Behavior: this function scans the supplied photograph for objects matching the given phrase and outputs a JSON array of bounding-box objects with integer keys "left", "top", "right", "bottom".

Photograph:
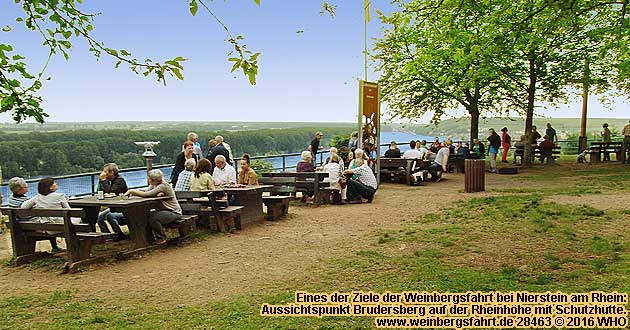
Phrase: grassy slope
[{"left": 389, "top": 118, "right": 630, "bottom": 139}]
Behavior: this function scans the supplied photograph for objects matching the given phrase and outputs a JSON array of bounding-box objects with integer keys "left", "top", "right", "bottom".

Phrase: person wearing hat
[
  {"left": 622, "top": 120, "right": 630, "bottom": 163},
  {"left": 500, "top": 127, "right": 511, "bottom": 163},
  {"left": 601, "top": 123, "right": 612, "bottom": 161},
  {"left": 384, "top": 141, "right": 401, "bottom": 158}
]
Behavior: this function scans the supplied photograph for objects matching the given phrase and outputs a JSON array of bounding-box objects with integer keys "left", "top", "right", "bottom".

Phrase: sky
[{"left": 1, "top": 0, "right": 628, "bottom": 124}]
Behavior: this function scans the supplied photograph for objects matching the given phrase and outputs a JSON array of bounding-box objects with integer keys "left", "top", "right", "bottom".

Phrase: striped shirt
[{"left": 7, "top": 194, "right": 34, "bottom": 220}]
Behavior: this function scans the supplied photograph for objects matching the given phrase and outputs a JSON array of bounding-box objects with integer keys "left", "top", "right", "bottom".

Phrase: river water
[{"left": 1, "top": 131, "right": 436, "bottom": 200}]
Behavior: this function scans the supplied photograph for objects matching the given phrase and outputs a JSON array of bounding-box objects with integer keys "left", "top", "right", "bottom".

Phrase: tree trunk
[
  {"left": 523, "top": 57, "right": 537, "bottom": 167},
  {"left": 468, "top": 104, "right": 480, "bottom": 142}
]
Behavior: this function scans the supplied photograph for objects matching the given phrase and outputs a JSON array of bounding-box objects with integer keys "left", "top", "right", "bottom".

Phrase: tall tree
[
  {"left": 491, "top": 0, "right": 630, "bottom": 165},
  {"left": 375, "top": 0, "right": 512, "bottom": 141}
]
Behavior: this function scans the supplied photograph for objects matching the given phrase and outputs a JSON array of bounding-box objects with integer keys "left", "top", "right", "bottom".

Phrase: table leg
[
  {"left": 82, "top": 206, "right": 99, "bottom": 232},
  {"left": 314, "top": 176, "right": 322, "bottom": 205},
  {"left": 123, "top": 205, "right": 151, "bottom": 248}
]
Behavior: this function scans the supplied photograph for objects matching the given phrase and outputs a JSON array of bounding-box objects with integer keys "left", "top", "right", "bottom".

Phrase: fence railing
[{"left": 0, "top": 149, "right": 330, "bottom": 201}]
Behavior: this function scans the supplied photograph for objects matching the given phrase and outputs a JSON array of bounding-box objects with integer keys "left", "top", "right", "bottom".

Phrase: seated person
[
  {"left": 96, "top": 163, "right": 129, "bottom": 241},
  {"left": 190, "top": 158, "right": 215, "bottom": 191},
  {"left": 539, "top": 135, "right": 555, "bottom": 164},
  {"left": 323, "top": 147, "right": 341, "bottom": 165},
  {"left": 384, "top": 141, "right": 401, "bottom": 158},
  {"left": 212, "top": 155, "right": 237, "bottom": 186},
  {"left": 430, "top": 137, "right": 441, "bottom": 153},
  {"left": 470, "top": 139, "right": 486, "bottom": 159},
  {"left": 174, "top": 158, "right": 196, "bottom": 191},
  {"left": 297, "top": 151, "right": 315, "bottom": 172},
  {"left": 8, "top": 177, "right": 63, "bottom": 253},
  {"left": 125, "top": 169, "right": 182, "bottom": 245},
  {"left": 428, "top": 141, "right": 450, "bottom": 182},
  {"left": 238, "top": 157, "right": 259, "bottom": 185},
  {"left": 297, "top": 151, "right": 316, "bottom": 202},
  {"left": 21, "top": 177, "right": 73, "bottom": 222},
  {"left": 343, "top": 151, "right": 377, "bottom": 203},
  {"left": 577, "top": 149, "right": 588, "bottom": 163},
  {"left": 322, "top": 154, "right": 346, "bottom": 200},
  {"left": 402, "top": 141, "right": 422, "bottom": 159}
]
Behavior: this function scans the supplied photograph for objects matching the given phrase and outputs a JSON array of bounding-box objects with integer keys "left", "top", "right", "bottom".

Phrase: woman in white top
[
  {"left": 322, "top": 154, "right": 347, "bottom": 200},
  {"left": 21, "top": 177, "right": 71, "bottom": 223}
]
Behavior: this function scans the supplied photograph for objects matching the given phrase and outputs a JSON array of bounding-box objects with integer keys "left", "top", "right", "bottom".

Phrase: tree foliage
[
  {"left": 376, "top": 0, "right": 630, "bottom": 163},
  {"left": 0, "top": 127, "right": 351, "bottom": 178},
  {"left": 1, "top": 0, "right": 261, "bottom": 123}
]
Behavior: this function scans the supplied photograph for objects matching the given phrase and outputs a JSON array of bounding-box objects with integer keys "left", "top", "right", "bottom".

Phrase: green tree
[
  {"left": 1, "top": 0, "right": 261, "bottom": 123},
  {"left": 489, "top": 0, "right": 629, "bottom": 165},
  {"left": 375, "top": 0, "right": 510, "bottom": 141}
]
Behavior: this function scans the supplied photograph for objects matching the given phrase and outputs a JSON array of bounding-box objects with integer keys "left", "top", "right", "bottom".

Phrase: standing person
[
  {"left": 601, "top": 123, "right": 612, "bottom": 161},
  {"left": 622, "top": 120, "right": 630, "bottom": 164},
  {"left": 171, "top": 141, "right": 200, "bottom": 186},
  {"left": 215, "top": 135, "right": 233, "bottom": 164},
  {"left": 125, "top": 169, "right": 182, "bottom": 245},
  {"left": 348, "top": 131, "right": 359, "bottom": 152},
  {"left": 384, "top": 141, "right": 401, "bottom": 158},
  {"left": 343, "top": 150, "right": 377, "bottom": 203},
  {"left": 545, "top": 123, "right": 557, "bottom": 143},
  {"left": 190, "top": 158, "right": 215, "bottom": 191},
  {"left": 8, "top": 177, "right": 63, "bottom": 252},
  {"left": 186, "top": 132, "right": 203, "bottom": 157},
  {"left": 308, "top": 132, "right": 324, "bottom": 165},
  {"left": 487, "top": 128, "right": 501, "bottom": 173},
  {"left": 174, "top": 158, "right": 196, "bottom": 191},
  {"left": 96, "top": 163, "right": 129, "bottom": 240},
  {"left": 530, "top": 125, "right": 542, "bottom": 144},
  {"left": 500, "top": 127, "right": 511, "bottom": 163},
  {"left": 207, "top": 138, "right": 231, "bottom": 168}
]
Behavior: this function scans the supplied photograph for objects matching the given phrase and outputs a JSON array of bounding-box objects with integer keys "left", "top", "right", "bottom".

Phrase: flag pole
[{"left": 364, "top": 0, "right": 368, "bottom": 81}]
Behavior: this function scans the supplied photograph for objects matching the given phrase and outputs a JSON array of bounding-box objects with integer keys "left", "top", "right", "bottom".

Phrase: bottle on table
[{"left": 97, "top": 181, "right": 104, "bottom": 200}]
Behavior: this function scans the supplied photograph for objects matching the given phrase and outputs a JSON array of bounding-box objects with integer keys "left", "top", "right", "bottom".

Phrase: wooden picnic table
[
  {"left": 589, "top": 142, "right": 623, "bottom": 162},
  {"left": 261, "top": 172, "right": 329, "bottom": 204},
  {"left": 68, "top": 195, "right": 171, "bottom": 248},
  {"left": 218, "top": 185, "right": 273, "bottom": 228}
]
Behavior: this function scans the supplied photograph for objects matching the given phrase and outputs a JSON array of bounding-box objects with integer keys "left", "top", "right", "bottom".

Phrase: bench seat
[{"left": 262, "top": 195, "right": 292, "bottom": 220}]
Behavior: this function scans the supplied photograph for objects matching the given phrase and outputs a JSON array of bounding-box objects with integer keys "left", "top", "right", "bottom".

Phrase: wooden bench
[
  {"left": 514, "top": 145, "right": 561, "bottom": 164},
  {"left": 261, "top": 172, "right": 329, "bottom": 205},
  {"left": 589, "top": 142, "right": 622, "bottom": 162},
  {"left": 259, "top": 177, "right": 295, "bottom": 220},
  {"left": 175, "top": 191, "right": 241, "bottom": 232},
  {"left": 0, "top": 207, "right": 113, "bottom": 272},
  {"left": 379, "top": 158, "right": 413, "bottom": 185}
]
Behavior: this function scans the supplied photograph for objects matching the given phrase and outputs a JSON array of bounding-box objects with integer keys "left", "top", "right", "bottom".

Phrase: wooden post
[{"left": 579, "top": 58, "right": 589, "bottom": 152}]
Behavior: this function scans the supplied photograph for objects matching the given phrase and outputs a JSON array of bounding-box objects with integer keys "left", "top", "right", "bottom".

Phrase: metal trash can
[{"left": 464, "top": 159, "right": 485, "bottom": 193}]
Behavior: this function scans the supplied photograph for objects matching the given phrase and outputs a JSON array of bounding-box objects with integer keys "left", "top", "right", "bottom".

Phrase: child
[{"left": 577, "top": 149, "right": 588, "bottom": 163}]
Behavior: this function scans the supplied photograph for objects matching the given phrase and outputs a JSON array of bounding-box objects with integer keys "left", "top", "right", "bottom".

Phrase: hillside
[{"left": 390, "top": 117, "right": 630, "bottom": 139}]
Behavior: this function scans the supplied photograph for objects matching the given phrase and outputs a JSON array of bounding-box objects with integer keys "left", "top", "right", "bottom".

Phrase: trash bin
[{"left": 464, "top": 159, "right": 485, "bottom": 193}]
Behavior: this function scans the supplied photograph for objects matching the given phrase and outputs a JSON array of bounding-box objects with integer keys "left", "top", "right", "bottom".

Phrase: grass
[{"left": 1, "top": 165, "right": 629, "bottom": 329}]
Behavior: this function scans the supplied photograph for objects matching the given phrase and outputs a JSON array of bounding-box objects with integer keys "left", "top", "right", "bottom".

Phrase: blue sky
[{"left": 1, "top": 0, "right": 628, "bottom": 123}]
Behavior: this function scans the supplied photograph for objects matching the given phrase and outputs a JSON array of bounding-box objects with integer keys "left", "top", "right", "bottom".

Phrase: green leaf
[
  {"left": 171, "top": 67, "right": 184, "bottom": 80},
  {"left": 2, "top": 26, "right": 12, "bottom": 32},
  {"left": 189, "top": 0, "right": 198, "bottom": 16},
  {"left": 253, "top": 0, "right": 260, "bottom": 5},
  {"left": 248, "top": 71, "right": 256, "bottom": 85}
]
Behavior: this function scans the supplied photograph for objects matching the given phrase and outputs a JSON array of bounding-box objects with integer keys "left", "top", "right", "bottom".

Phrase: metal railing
[{"left": 0, "top": 150, "right": 330, "bottom": 201}]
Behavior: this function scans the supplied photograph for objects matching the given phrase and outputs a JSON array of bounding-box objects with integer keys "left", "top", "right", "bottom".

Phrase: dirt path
[{"left": 0, "top": 165, "right": 622, "bottom": 308}]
